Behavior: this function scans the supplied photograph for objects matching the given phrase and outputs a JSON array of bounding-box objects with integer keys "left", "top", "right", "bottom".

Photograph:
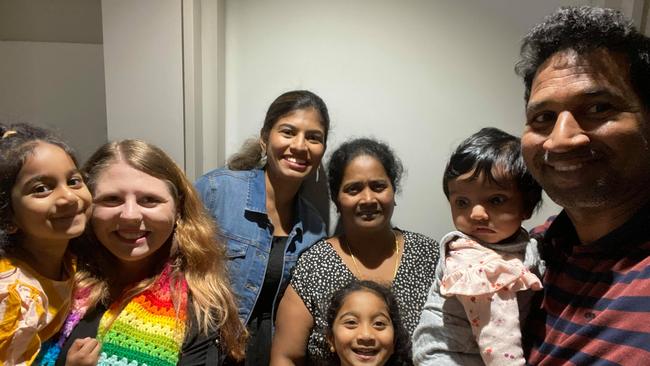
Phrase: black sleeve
[
  {"left": 55, "top": 306, "right": 104, "bottom": 366},
  {"left": 179, "top": 304, "right": 225, "bottom": 366}
]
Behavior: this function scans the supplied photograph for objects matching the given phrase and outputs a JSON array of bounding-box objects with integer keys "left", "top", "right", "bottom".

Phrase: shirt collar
[{"left": 545, "top": 201, "right": 650, "bottom": 258}]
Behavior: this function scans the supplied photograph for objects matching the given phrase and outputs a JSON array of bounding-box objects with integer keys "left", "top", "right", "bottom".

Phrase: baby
[{"left": 413, "top": 127, "right": 545, "bottom": 366}]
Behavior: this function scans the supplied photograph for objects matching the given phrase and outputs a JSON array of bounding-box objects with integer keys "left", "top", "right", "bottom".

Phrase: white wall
[
  {"left": 5, "top": 0, "right": 646, "bottom": 239},
  {"left": 101, "top": 0, "right": 185, "bottom": 167},
  {"left": 0, "top": 41, "right": 107, "bottom": 163},
  {"left": 0, "top": 0, "right": 106, "bottom": 163},
  {"left": 222, "top": 0, "right": 574, "bottom": 239}
]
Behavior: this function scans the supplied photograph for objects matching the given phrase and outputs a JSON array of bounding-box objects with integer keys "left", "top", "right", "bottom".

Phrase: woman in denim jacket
[{"left": 195, "top": 90, "right": 330, "bottom": 365}]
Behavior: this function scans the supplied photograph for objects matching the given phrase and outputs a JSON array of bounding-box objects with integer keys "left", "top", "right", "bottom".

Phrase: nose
[
  {"left": 359, "top": 187, "right": 375, "bottom": 204},
  {"left": 470, "top": 204, "right": 489, "bottom": 222},
  {"left": 356, "top": 324, "right": 376, "bottom": 346},
  {"left": 289, "top": 134, "right": 307, "bottom": 152},
  {"left": 542, "top": 111, "right": 590, "bottom": 153},
  {"left": 54, "top": 185, "right": 77, "bottom": 207},
  {"left": 119, "top": 198, "right": 143, "bottom": 222}
]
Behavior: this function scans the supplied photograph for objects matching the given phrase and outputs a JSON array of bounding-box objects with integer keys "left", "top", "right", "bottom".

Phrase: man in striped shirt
[{"left": 515, "top": 6, "right": 650, "bottom": 365}]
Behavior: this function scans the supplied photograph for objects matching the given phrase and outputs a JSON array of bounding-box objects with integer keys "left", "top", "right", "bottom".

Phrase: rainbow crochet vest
[
  {"left": 37, "top": 263, "right": 188, "bottom": 366},
  {"left": 97, "top": 265, "right": 188, "bottom": 366}
]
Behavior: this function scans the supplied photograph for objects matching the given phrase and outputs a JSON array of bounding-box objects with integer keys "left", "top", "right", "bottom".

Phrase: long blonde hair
[{"left": 73, "top": 139, "right": 246, "bottom": 359}]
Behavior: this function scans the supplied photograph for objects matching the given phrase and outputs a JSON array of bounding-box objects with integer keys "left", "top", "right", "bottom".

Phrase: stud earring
[{"left": 3, "top": 224, "right": 17, "bottom": 235}]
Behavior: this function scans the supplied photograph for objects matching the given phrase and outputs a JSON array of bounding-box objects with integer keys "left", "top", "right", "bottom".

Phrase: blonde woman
[{"left": 40, "top": 140, "right": 246, "bottom": 366}]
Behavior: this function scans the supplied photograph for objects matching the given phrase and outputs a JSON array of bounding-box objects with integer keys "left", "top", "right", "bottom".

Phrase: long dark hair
[{"left": 227, "top": 90, "right": 330, "bottom": 170}]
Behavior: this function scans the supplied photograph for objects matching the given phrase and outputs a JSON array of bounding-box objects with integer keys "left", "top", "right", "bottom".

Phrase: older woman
[
  {"left": 43, "top": 140, "right": 246, "bottom": 366},
  {"left": 195, "top": 90, "right": 330, "bottom": 365},
  {"left": 271, "top": 138, "right": 439, "bottom": 365}
]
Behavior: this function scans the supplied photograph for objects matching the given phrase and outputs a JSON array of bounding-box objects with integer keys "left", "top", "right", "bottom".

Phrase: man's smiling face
[{"left": 522, "top": 49, "right": 650, "bottom": 210}]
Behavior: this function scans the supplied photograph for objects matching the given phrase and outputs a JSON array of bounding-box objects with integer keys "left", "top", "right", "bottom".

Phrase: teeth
[
  {"left": 286, "top": 157, "right": 306, "bottom": 164},
  {"left": 552, "top": 163, "right": 583, "bottom": 172},
  {"left": 118, "top": 231, "right": 146, "bottom": 239},
  {"left": 354, "top": 349, "right": 377, "bottom": 355}
]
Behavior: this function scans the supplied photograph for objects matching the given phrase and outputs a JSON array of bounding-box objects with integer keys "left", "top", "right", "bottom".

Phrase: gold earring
[{"left": 4, "top": 224, "right": 17, "bottom": 234}]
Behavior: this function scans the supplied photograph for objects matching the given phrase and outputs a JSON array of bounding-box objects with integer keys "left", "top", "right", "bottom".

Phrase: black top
[
  {"left": 241, "top": 236, "right": 288, "bottom": 366},
  {"left": 56, "top": 303, "right": 223, "bottom": 366}
]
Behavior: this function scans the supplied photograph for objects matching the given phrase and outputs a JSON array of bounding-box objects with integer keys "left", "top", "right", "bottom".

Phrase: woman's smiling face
[
  {"left": 263, "top": 107, "right": 326, "bottom": 183},
  {"left": 91, "top": 160, "right": 177, "bottom": 266},
  {"left": 337, "top": 155, "right": 395, "bottom": 234}
]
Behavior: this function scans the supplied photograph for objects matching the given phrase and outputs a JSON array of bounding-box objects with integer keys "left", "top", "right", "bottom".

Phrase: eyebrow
[
  {"left": 338, "top": 311, "right": 358, "bottom": 318},
  {"left": 276, "top": 123, "right": 296, "bottom": 129},
  {"left": 22, "top": 169, "right": 81, "bottom": 187},
  {"left": 526, "top": 88, "right": 627, "bottom": 114},
  {"left": 276, "top": 123, "right": 324, "bottom": 134},
  {"left": 338, "top": 310, "right": 392, "bottom": 320}
]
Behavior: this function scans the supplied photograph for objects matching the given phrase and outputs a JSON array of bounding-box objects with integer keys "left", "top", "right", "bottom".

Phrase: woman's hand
[
  {"left": 65, "top": 337, "right": 101, "bottom": 366},
  {"left": 270, "top": 285, "right": 314, "bottom": 366}
]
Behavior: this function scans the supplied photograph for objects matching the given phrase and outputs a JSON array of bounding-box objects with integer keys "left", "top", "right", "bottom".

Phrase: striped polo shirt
[{"left": 527, "top": 204, "right": 650, "bottom": 365}]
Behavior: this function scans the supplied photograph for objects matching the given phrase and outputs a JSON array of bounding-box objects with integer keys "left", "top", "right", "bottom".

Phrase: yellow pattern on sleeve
[{"left": 0, "top": 257, "right": 73, "bottom": 365}]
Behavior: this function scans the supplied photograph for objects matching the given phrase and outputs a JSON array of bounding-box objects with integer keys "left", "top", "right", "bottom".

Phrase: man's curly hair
[{"left": 515, "top": 6, "right": 650, "bottom": 107}]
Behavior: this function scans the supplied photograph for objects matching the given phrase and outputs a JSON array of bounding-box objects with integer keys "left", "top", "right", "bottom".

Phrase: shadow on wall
[{"left": 300, "top": 164, "right": 331, "bottom": 234}]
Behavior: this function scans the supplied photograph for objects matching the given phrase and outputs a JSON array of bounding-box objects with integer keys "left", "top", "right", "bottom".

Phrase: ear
[
  {"left": 6, "top": 215, "right": 20, "bottom": 234},
  {"left": 4, "top": 223, "right": 18, "bottom": 235},
  {"left": 327, "top": 335, "right": 336, "bottom": 353},
  {"left": 522, "top": 201, "right": 535, "bottom": 221},
  {"left": 259, "top": 138, "right": 266, "bottom": 152}
]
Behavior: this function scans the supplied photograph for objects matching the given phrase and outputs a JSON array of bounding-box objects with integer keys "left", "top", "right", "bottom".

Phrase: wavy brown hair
[{"left": 73, "top": 139, "right": 246, "bottom": 359}]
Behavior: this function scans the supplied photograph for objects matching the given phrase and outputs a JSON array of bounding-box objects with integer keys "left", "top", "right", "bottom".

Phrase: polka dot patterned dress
[{"left": 290, "top": 229, "right": 439, "bottom": 364}]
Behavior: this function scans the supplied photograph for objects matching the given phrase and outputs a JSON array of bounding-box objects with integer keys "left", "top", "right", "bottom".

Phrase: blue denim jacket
[{"left": 195, "top": 168, "right": 326, "bottom": 324}]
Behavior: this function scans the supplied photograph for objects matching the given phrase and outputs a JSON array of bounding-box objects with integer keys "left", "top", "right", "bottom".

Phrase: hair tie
[{"left": 1, "top": 130, "right": 17, "bottom": 139}]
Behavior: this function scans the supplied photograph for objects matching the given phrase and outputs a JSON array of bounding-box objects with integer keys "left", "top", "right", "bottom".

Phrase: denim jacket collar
[
  {"left": 245, "top": 169, "right": 267, "bottom": 215},
  {"left": 244, "top": 169, "right": 305, "bottom": 238}
]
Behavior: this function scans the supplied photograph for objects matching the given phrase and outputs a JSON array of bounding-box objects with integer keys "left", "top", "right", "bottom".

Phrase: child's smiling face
[
  {"left": 10, "top": 142, "right": 91, "bottom": 246},
  {"left": 329, "top": 290, "right": 395, "bottom": 366},
  {"left": 447, "top": 169, "right": 529, "bottom": 244}
]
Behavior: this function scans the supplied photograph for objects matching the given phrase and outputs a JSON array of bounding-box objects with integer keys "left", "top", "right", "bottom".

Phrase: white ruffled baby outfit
[{"left": 412, "top": 229, "right": 545, "bottom": 366}]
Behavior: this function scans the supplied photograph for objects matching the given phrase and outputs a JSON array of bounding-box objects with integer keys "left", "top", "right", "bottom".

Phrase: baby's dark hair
[
  {"left": 0, "top": 123, "right": 78, "bottom": 252},
  {"left": 443, "top": 127, "right": 542, "bottom": 215},
  {"left": 325, "top": 280, "right": 412, "bottom": 366}
]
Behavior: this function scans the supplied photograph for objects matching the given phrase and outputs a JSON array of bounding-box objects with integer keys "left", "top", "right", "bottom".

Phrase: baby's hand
[{"left": 65, "top": 337, "right": 101, "bottom": 366}]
